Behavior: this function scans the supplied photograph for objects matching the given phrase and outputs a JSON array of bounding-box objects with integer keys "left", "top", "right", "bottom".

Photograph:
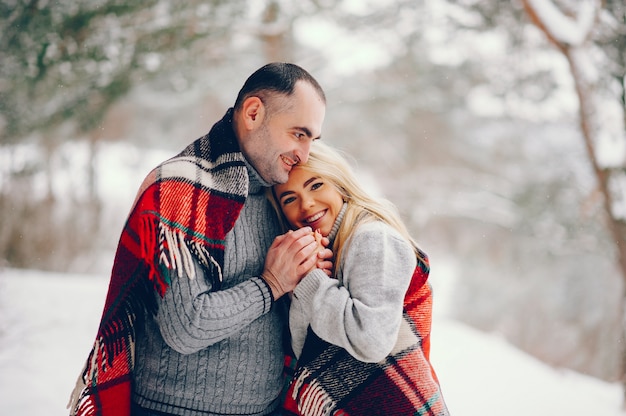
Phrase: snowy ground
[{"left": 0, "top": 267, "right": 624, "bottom": 416}]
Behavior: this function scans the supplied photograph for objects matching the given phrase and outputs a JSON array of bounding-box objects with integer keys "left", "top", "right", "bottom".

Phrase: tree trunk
[
  {"left": 522, "top": 0, "right": 626, "bottom": 402},
  {"left": 565, "top": 46, "right": 626, "bottom": 402}
]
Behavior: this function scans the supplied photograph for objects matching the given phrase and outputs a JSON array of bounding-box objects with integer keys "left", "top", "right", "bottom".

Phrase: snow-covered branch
[{"left": 524, "top": 0, "right": 600, "bottom": 47}]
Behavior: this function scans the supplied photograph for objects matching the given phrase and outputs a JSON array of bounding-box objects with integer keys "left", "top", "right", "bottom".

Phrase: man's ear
[{"left": 241, "top": 96, "right": 265, "bottom": 130}]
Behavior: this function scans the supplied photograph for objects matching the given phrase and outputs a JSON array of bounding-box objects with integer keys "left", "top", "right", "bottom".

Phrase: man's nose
[{"left": 295, "top": 141, "right": 311, "bottom": 165}]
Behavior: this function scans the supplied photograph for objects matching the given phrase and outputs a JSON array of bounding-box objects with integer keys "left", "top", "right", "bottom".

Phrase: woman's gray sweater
[{"left": 290, "top": 219, "right": 417, "bottom": 363}]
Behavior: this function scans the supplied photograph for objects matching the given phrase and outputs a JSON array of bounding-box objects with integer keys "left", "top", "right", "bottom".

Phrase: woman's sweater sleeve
[
  {"left": 290, "top": 221, "right": 417, "bottom": 363},
  {"left": 289, "top": 268, "right": 326, "bottom": 358},
  {"left": 155, "top": 256, "right": 273, "bottom": 355}
]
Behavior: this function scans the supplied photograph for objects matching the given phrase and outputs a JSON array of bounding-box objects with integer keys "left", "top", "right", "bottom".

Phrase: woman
[{"left": 269, "top": 141, "right": 450, "bottom": 416}]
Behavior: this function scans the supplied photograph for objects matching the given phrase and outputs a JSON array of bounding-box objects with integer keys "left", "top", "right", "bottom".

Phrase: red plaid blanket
[
  {"left": 282, "top": 253, "right": 450, "bottom": 416},
  {"left": 68, "top": 110, "right": 247, "bottom": 416}
]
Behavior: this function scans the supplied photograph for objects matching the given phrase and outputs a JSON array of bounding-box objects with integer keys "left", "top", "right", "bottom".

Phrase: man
[{"left": 68, "top": 62, "right": 329, "bottom": 416}]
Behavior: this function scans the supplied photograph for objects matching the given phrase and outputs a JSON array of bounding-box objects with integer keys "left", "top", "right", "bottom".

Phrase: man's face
[{"left": 242, "top": 81, "right": 326, "bottom": 185}]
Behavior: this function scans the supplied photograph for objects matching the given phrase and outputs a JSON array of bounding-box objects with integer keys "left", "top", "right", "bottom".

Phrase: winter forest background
[{"left": 2, "top": 0, "right": 626, "bottom": 410}]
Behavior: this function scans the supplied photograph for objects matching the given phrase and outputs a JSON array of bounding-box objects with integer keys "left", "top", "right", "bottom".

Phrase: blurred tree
[
  {"left": 521, "top": 0, "right": 626, "bottom": 400},
  {"left": 596, "top": 0, "right": 626, "bottom": 124},
  {"left": 0, "top": 0, "right": 245, "bottom": 141},
  {"left": 0, "top": 0, "right": 245, "bottom": 271}
]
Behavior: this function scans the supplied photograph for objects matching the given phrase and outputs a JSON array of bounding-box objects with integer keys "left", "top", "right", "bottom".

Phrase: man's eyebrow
[
  {"left": 295, "top": 127, "right": 321, "bottom": 140},
  {"left": 296, "top": 127, "right": 312, "bottom": 137}
]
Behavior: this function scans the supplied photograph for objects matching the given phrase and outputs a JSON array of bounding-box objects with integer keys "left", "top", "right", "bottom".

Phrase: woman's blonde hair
[{"left": 268, "top": 141, "right": 422, "bottom": 268}]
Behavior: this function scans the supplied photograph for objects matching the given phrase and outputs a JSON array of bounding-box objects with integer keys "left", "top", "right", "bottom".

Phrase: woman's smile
[
  {"left": 274, "top": 166, "right": 344, "bottom": 236},
  {"left": 303, "top": 210, "right": 326, "bottom": 226}
]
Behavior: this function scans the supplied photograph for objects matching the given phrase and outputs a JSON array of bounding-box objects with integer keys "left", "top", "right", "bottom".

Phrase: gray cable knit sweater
[
  {"left": 132, "top": 163, "right": 285, "bottom": 416},
  {"left": 290, "top": 213, "right": 417, "bottom": 364}
]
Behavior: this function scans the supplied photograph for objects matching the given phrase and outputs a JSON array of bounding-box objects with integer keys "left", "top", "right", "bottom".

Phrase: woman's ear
[{"left": 241, "top": 96, "right": 265, "bottom": 130}]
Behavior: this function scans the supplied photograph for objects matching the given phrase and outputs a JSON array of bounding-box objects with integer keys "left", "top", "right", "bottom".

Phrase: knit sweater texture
[
  {"left": 290, "top": 218, "right": 416, "bottom": 362},
  {"left": 132, "top": 161, "right": 284, "bottom": 415},
  {"left": 283, "top": 211, "right": 450, "bottom": 416},
  {"left": 69, "top": 109, "right": 286, "bottom": 416}
]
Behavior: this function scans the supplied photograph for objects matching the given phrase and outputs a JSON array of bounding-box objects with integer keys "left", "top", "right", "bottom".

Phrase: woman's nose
[{"left": 302, "top": 195, "right": 314, "bottom": 210}]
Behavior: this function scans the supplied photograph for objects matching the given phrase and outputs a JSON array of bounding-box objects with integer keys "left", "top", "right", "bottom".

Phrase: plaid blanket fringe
[
  {"left": 283, "top": 253, "right": 450, "bottom": 416},
  {"left": 68, "top": 110, "right": 247, "bottom": 416}
]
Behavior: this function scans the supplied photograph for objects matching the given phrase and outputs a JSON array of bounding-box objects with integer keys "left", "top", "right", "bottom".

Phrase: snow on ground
[{"left": 0, "top": 268, "right": 624, "bottom": 416}]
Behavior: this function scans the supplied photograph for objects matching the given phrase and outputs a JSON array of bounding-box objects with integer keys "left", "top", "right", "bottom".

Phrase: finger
[
  {"left": 291, "top": 226, "right": 313, "bottom": 238},
  {"left": 284, "top": 227, "right": 315, "bottom": 250},
  {"left": 297, "top": 252, "right": 319, "bottom": 276},
  {"left": 316, "top": 260, "right": 333, "bottom": 271},
  {"left": 299, "top": 239, "right": 319, "bottom": 261},
  {"left": 271, "top": 233, "right": 287, "bottom": 247},
  {"left": 291, "top": 233, "right": 316, "bottom": 256},
  {"left": 272, "top": 227, "right": 312, "bottom": 251},
  {"left": 297, "top": 238, "right": 323, "bottom": 266},
  {"left": 317, "top": 248, "right": 333, "bottom": 260}
]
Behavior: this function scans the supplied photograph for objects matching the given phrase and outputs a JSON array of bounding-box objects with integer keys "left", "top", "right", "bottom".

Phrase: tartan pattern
[
  {"left": 68, "top": 110, "right": 247, "bottom": 416},
  {"left": 283, "top": 253, "right": 450, "bottom": 416}
]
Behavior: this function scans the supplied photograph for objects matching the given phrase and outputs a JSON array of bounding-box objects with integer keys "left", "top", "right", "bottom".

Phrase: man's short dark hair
[{"left": 233, "top": 62, "right": 326, "bottom": 112}]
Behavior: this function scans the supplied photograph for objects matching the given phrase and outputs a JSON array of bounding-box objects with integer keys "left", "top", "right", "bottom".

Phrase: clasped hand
[{"left": 261, "top": 227, "right": 333, "bottom": 300}]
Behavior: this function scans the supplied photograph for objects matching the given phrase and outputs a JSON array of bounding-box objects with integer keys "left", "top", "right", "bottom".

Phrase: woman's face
[{"left": 273, "top": 166, "right": 344, "bottom": 236}]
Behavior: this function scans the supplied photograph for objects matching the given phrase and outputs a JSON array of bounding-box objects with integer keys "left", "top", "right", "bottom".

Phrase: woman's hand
[{"left": 315, "top": 232, "right": 334, "bottom": 277}]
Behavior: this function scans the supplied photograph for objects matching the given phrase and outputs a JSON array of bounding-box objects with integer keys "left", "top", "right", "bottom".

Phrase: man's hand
[{"left": 261, "top": 227, "right": 319, "bottom": 300}]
